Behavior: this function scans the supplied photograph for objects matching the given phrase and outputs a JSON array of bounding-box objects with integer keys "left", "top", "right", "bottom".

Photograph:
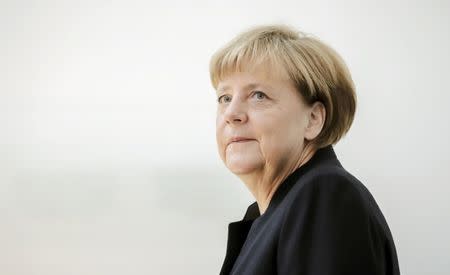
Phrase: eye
[
  {"left": 252, "top": 91, "right": 267, "bottom": 100},
  {"left": 218, "top": 94, "right": 232, "bottom": 104}
]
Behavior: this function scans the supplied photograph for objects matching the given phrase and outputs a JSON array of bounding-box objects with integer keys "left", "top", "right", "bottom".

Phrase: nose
[{"left": 223, "top": 98, "right": 248, "bottom": 125}]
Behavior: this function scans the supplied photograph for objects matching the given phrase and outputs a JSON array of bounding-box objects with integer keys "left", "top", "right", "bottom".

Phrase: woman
[{"left": 209, "top": 25, "right": 400, "bottom": 275}]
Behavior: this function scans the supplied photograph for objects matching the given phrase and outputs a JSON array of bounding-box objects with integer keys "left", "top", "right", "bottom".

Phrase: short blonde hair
[{"left": 209, "top": 25, "right": 357, "bottom": 150}]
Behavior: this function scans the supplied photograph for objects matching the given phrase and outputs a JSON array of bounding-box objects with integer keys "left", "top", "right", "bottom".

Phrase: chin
[
  {"left": 226, "top": 160, "right": 263, "bottom": 175},
  {"left": 222, "top": 146, "right": 264, "bottom": 175}
]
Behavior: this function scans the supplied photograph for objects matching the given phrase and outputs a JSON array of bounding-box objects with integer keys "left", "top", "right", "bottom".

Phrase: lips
[{"left": 228, "top": 137, "right": 255, "bottom": 146}]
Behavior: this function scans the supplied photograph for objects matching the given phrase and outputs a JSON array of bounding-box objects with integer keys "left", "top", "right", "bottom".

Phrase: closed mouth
[
  {"left": 228, "top": 139, "right": 255, "bottom": 146},
  {"left": 232, "top": 139, "right": 253, "bottom": 143}
]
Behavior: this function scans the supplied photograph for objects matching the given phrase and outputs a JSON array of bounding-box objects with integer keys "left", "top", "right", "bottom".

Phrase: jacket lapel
[{"left": 219, "top": 202, "right": 260, "bottom": 275}]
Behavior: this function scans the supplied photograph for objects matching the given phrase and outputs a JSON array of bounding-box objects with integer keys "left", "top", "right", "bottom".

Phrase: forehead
[{"left": 216, "top": 62, "right": 291, "bottom": 91}]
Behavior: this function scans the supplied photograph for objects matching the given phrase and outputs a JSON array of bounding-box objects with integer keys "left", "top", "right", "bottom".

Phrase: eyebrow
[{"left": 217, "top": 83, "right": 269, "bottom": 93}]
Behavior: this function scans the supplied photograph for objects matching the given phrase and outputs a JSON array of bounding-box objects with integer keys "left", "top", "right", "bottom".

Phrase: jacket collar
[
  {"left": 220, "top": 144, "right": 340, "bottom": 275},
  {"left": 241, "top": 144, "right": 340, "bottom": 221}
]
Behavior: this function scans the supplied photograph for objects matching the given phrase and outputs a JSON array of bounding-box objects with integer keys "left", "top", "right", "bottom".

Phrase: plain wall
[{"left": 1, "top": 0, "right": 449, "bottom": 274}]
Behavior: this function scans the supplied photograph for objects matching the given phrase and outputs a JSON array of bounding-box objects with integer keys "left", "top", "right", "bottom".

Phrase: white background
[{"left": 1, "top": 0, "right": 449, "bottom": 274}]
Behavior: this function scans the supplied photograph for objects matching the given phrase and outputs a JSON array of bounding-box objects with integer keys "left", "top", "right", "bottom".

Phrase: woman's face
[{"left": 215, "top": 67, "right": 312, "bottom": 175}]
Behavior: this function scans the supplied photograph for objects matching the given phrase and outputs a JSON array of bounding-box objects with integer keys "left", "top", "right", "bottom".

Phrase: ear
[{"left": 304, "top": 101, "right": 326, "bottom": 141}]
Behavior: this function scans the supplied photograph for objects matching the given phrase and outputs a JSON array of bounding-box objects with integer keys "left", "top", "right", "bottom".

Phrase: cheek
[
  {"left": 252, "top": 115, "right": 279, "bottom": 153},
  {"left": 257, "top": 112, "right": 303, "bottom": 152},
  {"left": 215, "top": 116, "right": 226, "bottom": 151}
]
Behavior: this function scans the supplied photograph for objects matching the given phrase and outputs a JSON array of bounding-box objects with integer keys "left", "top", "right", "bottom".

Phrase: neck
[{"left": 237, "top": 144, "right": 316, "bottom": 215}]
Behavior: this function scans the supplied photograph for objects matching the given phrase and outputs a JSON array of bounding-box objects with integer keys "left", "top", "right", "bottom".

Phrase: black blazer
[{"left": 220, "top": 145, "right": 400, "bottom": 275}]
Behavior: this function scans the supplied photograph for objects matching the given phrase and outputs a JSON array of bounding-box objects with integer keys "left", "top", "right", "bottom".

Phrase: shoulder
[
  {"left": 289, "top": 166, "right": 369, "bottom": 199},
  {"left": 290, "top": 165, "right": 375, "bottom": 211},
  {"left": 281, "top": 165, "right": 383, "bottom": 231},
  {"left": 276, "top": 167, "right": 394, "bottom": 274},
  {"left": 275, "top": 154, "right": 400, "bottom": 274}
]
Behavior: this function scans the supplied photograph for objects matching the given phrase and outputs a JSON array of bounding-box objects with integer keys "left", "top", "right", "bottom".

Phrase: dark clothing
[{"left": 220, "top": 145, "right": 400, "bottom": 275}]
